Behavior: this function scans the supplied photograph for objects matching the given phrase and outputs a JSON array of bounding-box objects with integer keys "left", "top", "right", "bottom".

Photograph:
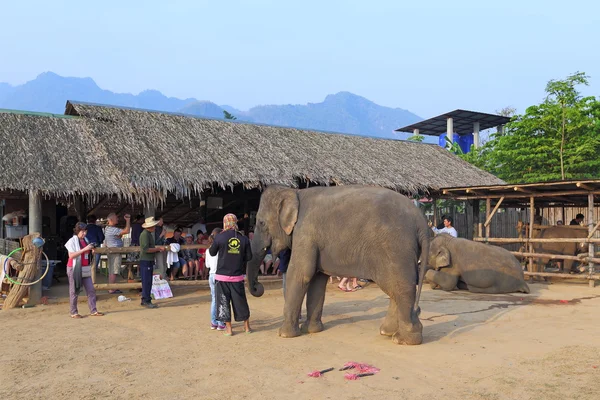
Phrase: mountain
[{"left": 0, "top": 72, "right": 422, "bottom": 140}]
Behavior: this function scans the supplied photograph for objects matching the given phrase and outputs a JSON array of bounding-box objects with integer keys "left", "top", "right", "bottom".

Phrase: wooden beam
[
  {"left": 474, "top": 237, "right": 600, "bottom": 244},
  {"left": 448, "top": 190, "right": 600, "bottom": 201},
  {"left": 513, "top": 186, "right": 533, "bottom": 193},
  {"left": 157, "top": 200, "right": 186, "bottom": 219},
  {"left": 577, "top": 182, "right": 595, "bottom": 191},
  {"left": 485, "top": 198, "right": 491, "bottom": 238},
  {"left": 588, "top": 220, "right": 600, "bottom": 239},
  {"left": 484, "top": 196, "right": 504, "bottom": 227},
  {"left": 87, "top": 196, "right": 111, "bottom": 216},
  {"left": 523, "top": 271, "right": 600, "bottom": 280}
]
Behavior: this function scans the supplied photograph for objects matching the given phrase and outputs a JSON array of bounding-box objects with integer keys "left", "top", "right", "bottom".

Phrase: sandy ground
[{"left": 1, "top": 280, "right": 600, "bottom": 400}]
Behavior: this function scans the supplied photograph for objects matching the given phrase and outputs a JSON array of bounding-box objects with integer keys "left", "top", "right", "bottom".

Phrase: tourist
[
  {"left": 570, "top": 213, "right": 585, "bottom": 226},
  {"left": 85, "top": 215, "right": 104, "bottom": 271},
  {"left": 139, "top": 217, "right": 166, "bottom": 308},
  {"left": 196, "top": 231, "right": 209, "bottom": 280},
  {"left": 557, "top": 220, "right": 564, "bottom": 225},
  {"left": 430, "top": 216, "right": 458, "bottom": 237},
  {"left": 65, "top": 222, "right": 103, "bottom": 318},
  {"left": 209, "top": 214, "right": 252, "bottom": 336},
  {"left": 206, "top": 228, "right": 224, "bottom": 330},
  {"left": 104, "top": 213, "right": 131, "bottom": 294},
  {"left": 166, "top": 228, "right": 185, "bottom": 280},
  {"left": 181, "top": 234, "right": 199, "bottom": 280},
  {"left": 259, "top": 249, "right": 274, "bottom": 275},
  {"left": 436, "top": 215, "right": 447, "bottom": 230},
  {"left": 191, "top": 218, "right": 207, "bottom": 236},
  {"left": 154, "top": 217, "right": 168, "bottom": 278}
]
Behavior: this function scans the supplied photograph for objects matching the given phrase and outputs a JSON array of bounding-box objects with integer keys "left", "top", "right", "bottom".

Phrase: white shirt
[
  {"left": 432, "top": 226, "right": 458, "bottom": 238},
  {"left": 206, "top": 251, "right": 218, "bottom": 274}
]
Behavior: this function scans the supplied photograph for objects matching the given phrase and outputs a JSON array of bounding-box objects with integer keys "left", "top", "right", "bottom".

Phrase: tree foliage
[
  {"left": 223, "top": 110, "right": 237, "bottom": 120},
  {"left": 407, "top": 134, "right": 425, "bottom": 142},
  {"left": 462, "top": 72, "right": 600, "bottom": 183}
]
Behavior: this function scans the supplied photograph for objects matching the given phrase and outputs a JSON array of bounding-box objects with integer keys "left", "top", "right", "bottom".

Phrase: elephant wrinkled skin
[
  {"left": 247, "top": 185, "right": 430, "bottom": 345},
  {"left": 426, "top": 234, "right": 530, "bottom": 294}
]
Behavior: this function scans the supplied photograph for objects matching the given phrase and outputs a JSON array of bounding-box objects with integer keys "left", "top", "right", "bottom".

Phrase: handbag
[{"left": 151, "top": 274, "right": 173, "bottom": 300}]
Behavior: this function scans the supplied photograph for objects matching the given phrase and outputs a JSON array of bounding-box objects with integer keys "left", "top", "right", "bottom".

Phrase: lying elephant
[
  {"left": 533, "top": 226, "right": 587, "bottom": 273},
  {"left": 247, "top": 185, "right": 430, "bottom": 345},
  {"left": 426, "top": 234, "right": 530, "bottom": 294}
]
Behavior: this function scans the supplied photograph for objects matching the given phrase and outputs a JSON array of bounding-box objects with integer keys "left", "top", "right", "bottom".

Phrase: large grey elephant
[
  {"left": 247, "top": 185, "right": 430, "bottom": 345},
  {"left": 533, "top": 226, "right": 587, "bottom": 273},
  {"left": 426, "top": 234, "right": 530, "bottom": 294}
]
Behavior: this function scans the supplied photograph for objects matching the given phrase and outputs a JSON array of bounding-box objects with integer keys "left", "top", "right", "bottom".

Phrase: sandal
[
  {"left": 90, "top": 312, "right": 105, "bottom": 316},
  {"left": 353, "top": 285, "right": 363, "bottom": 290},
  {"left": 223, "top": 332, "right": 233, "bottom": 337},
  {"left": 338, "top": 286, "right": 349, "bottom": 292},
  {"left": 70, "top": 314, "right": 83, "bottom": 319}
]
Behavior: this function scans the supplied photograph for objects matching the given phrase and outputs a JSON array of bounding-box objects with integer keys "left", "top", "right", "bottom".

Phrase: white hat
[{"left": 142, "top": 217, "right": 159, "bottom": 229}]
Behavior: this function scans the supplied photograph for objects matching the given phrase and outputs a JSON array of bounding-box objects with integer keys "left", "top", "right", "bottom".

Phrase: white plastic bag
[{"left": 151, "top": 274, "right": 173, "bottom": 300}]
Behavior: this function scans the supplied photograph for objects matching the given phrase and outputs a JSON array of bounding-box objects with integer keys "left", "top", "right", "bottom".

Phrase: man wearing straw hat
[{"left": 139, "top": 217, "right": 167, "bottom": 309}]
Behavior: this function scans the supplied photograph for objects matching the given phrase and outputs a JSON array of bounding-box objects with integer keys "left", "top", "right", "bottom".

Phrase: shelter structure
[
  {"left": 396, "top": 109, "right": 511, "bottom": 151},
  {"left": 436, "top": 180, "right": 600, "bottom": 286},
  {"left": 0, "top": 101, "right": 504, "bottom": 293}
]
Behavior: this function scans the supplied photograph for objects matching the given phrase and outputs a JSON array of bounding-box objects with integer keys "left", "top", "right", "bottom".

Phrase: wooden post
[
  {"left": 529, "top": 196, "right": 535, "bottom": 275},
  {"left": 27, "top": 190, "right": 43, "bottom": 305},
  {"left": 472, "top": 200, "right": 480, "bottom": 240},
  {"left": 588, "top": 193, "right": 596, "bottom": 287},
  {"left": 3, "top": 234, "right": 43, "bottom": 309},
  {"left": 485, "top": 198, "right": 491, "bottom": 239},
  {"left": 433, "top": 198, "right": 438, "bottom": 227}
]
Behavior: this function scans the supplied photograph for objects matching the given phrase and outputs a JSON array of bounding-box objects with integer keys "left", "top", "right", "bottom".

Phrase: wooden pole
[
  {"left": 472, "top": 200, "right": 480, "bottom": 240},
  {"left": 473, "top": 237, "right": 600, "bottom": 244},
  {"left": 587, "top": 220, "right": 600, "bottom": 239},
  {"left": 524, "top": 271, "right": 600, "bottom": 280},
  {"left": 529, "top": 196, "right": 535, "bottom": 274},
  {"left": 433, "top": 198, "right": 438, "bottom": 227},
  {"left": 484, "top": 197, "right": 505, "bottom": 227},
  {"left": 510, "top": 251, "right": 600, "bottom": 264},
  {"left": 588, "top": 193, "right": 596, "bottom": 287},
  {"left": 3, "top": 234, "right": 43, "bottom": 309},
  {"left": 27, "top": 190, "right": 43, "bottom": 306},
  {"left": 485, "top": 198, "right": 491, "bottom": 239}
]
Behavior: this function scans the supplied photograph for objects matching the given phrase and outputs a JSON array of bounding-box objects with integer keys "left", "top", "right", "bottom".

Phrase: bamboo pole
[
  {"left": 510, "top": 251, "right": 600, "bottom": 264},
  {"left": 94, "top": 244, "right": 209, "bottom": 255},
  {"left": 587, "top": 220, "right": 600, "bottom": 239},
  {"left": 473, "top": 238, "right": 600, "bottom": 244},
  {"left": 485, "top": 198, "right": 491, "bottom": 239},
  {"left": 524, "top": 271, "right": 600, "bottom": 280},
  {"left": 588, "top": 193, "right": 596, "bottom": 287},
  {"left": 528, "top": 196, "right": 535, "bottom": 274},
  {"left": 484, "top": 197, "right": 505, "bottom": 227}
]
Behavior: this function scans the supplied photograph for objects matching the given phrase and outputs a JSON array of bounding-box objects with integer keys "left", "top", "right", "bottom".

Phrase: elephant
[
  {"left": 246, "top": 185, "right": 430, "bottom": 345},
  {"left": 533, "top": 226, "right": 587, "bottom": 273},
  {"left": 426, "top": 234, "right": 530, "bottom": 294}
]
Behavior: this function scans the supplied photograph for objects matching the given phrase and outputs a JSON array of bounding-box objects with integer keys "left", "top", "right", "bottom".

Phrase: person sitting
[
  {"left": 259, "top": 250, "right": 274, "bottom": 275},
  {"left": 181, "top": 234, "right": 199, "bottom": 280},
  {"left": 557, "top": 220, "right": 564, "bottom": 225},
  {"left": 166, "top": 228, "right": 185, "bottom": 280},
  {"left": 429, "top": 216, "right": 458, "bottom": 237},
  {"left": 570, "top": 214, "right": 585, "bottom": 226}
]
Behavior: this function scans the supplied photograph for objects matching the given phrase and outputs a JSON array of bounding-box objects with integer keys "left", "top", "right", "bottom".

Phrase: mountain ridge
[{"left": 0, "top": 72, "right": 422, "bottom": 139}]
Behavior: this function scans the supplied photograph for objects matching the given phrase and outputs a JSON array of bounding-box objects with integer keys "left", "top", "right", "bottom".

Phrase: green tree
[
  {"left": 462, "top": 72, "right": 600, "bottom": 183},
  {"left": 407, "top": 134, "right": 425, "bottom": 142},
  {"left": 223, "top": 110, "right": 237, "bottom": 120}
]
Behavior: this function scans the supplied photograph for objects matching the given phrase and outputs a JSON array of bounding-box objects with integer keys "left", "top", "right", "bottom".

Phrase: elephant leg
[
  {"left": 425, "top": 269, "right": 459, "bottom": 291},
  {"left": 301, "top": 272, "right": 328, "bottom": 334},
  {"left": 380, "top": 297, "right": 398, "bottom": 336},
  {"left": 456, "top": 280, "right": 469, "bottom": 290},
  {"left": 279, "top": 248, "right": 316, "bottom": 338},
  {"left": 563, "top": 259, "right": 574, "bottom": 274}
]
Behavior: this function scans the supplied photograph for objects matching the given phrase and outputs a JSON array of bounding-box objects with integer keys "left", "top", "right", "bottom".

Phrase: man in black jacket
[{"left": 209, "top": 213, "right": 252, "bottom": 336}]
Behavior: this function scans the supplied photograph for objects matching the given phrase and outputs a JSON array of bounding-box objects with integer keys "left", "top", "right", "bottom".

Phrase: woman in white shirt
[
  {"left": 206, "top": 228, "right": 224, "bottom": 330},
  {"left": 429, "top": 216, "right": 458, "bottom": 238},
  {"left": 65, "top": 222, "right": 104, "bottom": 318}
]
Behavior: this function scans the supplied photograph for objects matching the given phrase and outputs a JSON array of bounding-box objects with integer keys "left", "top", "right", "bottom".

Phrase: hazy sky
[{"left": 1, "top": 0, "right": 598, "bottom": 117}]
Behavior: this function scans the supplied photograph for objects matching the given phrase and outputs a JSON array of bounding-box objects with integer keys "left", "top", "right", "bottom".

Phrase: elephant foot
[
  {"left": 379, "top": 321, "right": 396, "bottom": 337},
  {"left": 392, "top": 330, "right": 423, "bottom": 345},
  {"left": 301, "top": 320, "right": 324, "bottom": 334},
  {"left": 279, "top": 323, "right": 301, "bottom": 338}
]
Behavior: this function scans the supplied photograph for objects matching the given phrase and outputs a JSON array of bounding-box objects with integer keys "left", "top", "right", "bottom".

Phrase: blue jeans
[
  {"left": 209, "top": 274, "right": 222, "bottom": 326},
  {"left": 140, "top": 260, "right": 154, "bottom": 304}
]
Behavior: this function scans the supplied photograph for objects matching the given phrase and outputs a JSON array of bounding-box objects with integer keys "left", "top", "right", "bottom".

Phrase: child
[
  {"left": 196, "top": 231, "right": 209, "bottom": 280},
  {"left": 181, "top": 234, "right": 198, "bottom": 280},
  {"left": 206, "top": 228, "right": 224, "bottom": 330}
]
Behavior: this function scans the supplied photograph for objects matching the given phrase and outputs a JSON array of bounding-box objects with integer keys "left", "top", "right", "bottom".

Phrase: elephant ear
[
  {"left": 279, "top": 189, "right": 299, "bottom": 236},
  {"left": 436, "top": 247, "right": 451, "bottom": 269}
]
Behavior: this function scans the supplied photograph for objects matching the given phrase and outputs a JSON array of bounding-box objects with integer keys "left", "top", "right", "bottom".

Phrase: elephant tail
[{"left": 414, "top": 229, "right": 429, "bottom": 316}]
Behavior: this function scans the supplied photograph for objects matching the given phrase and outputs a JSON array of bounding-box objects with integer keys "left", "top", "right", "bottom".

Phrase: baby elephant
[{"left": 426, "top": 234, "right": 530, "bottom": 294}]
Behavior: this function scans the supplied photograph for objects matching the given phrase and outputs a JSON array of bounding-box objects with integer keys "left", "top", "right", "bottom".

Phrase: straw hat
[{"left": 142, "top": 217, "right": 159, "bottom": 228}]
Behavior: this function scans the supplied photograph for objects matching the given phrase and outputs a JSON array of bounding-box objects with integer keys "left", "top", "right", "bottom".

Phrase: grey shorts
[{"left": 107, "top": 254, "right": 123, "bottom": 275}]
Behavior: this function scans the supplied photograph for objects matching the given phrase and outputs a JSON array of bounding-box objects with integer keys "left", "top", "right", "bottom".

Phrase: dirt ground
[{"left": 1, "top": 279, "right": 599, "bottom": 400}]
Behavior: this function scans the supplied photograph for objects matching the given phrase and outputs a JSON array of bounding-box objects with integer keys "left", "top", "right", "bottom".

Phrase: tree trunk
[
  {"left": 3, "top": 234, "right": 43, "bottom": 309},
  {"left": 560, "top": 105, "right": 566, "bottom": 180}
]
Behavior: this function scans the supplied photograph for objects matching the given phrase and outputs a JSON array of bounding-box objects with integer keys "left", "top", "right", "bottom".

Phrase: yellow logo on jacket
[{"left": 228, "top": 237, "right": 241, "bottom": 254}]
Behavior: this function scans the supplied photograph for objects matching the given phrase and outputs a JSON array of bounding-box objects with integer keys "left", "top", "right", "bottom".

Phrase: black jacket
[{"left": 209, "top": 230, "right": 252, "bottom": 276}]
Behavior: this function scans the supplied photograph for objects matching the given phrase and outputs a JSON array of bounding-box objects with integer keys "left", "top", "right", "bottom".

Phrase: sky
[{"left": 1, "top": 0, "right": 599, "bottom": 117}]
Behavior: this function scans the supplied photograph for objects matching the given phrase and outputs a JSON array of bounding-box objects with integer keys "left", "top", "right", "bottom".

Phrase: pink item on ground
[
  {"left": 307, "top": 367, "right": 334, "bottom": 377},
  {"left": 339, "top": 362, "right": 380, "bottom": 374},
  {"left": 344, "top": 372, "right": 376, "bottom": 380}
]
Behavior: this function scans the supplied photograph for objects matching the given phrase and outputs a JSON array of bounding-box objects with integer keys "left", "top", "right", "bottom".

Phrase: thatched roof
[{"left": 0, "top": 102, "right": 503, "bottom": 203}]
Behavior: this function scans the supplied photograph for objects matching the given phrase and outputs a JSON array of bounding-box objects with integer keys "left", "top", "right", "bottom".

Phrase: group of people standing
[{"left": 64, "top": 212, "right": 261, "bottom": 337}]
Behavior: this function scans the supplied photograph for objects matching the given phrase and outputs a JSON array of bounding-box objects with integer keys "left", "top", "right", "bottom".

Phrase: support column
[
  {"left": 528, "top": 196, "right": 535, "bottom": 277},
  {"left": 413, "top": 128, "right": 420, "bottom": 136},
  {"left": 446, "top": 117, "right": 454, "bottom": 147},
  {"left": 472, "top": 200, "right": 480, "bottom": 240},
  {"left": 27, "top": 190, "right": 42, "bottom": 305},
  {"left": 485, "top": 198, "right": 491, "bottom": 239},
  {"left": 473, "top": 122, "right": 480, "bottom": 149},
  {"left": 588, "top": 194, "right": 596, "bottom": 287}
]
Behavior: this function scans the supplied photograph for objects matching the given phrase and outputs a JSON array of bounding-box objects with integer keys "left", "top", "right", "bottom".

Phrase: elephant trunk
[{"left": 247, "top": 233, "right": 268, "bottom": 297}]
